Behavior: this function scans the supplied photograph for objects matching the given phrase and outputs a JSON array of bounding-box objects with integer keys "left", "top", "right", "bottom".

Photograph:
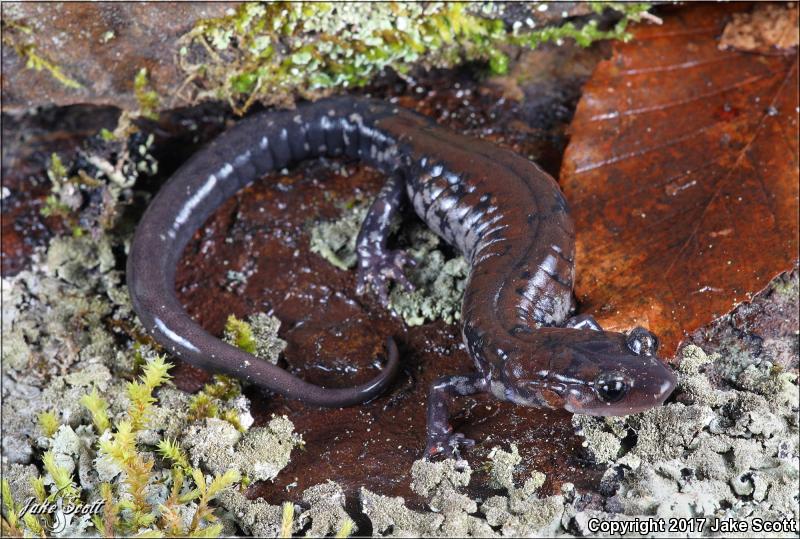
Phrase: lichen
[
  {"left": 387, "top": 226, "right": 468, "bottom": 326},
  {"left": 574, "top": 345, "right": 799, "bottom": 526},
  {"left": 183, "top": 415, "right": 303, "bottom": 484},
  {"left": 362, "top": 450, "right": 563, "bottom": 537},
  {"left": 1, "top": 144, "right": 257, "bottom": 536},
  {"left": 4, "top": 6, "right": 796, "bottom": 533},
  {"left": 309, "top": 205, "right": 368, "bottom": 271},
  {"left": 178, "top": 2, "right": 654, "bottom": 113},
  {"left": 356, "top": 340, "right": 797, "bottom": 537},
  {"left": 216, "top": 489, "right": 284, "bottom": 537},
  {"left": 39, "top": 129, "right": 158, "bottom": 239},
  {"left": 299, "top": 481, "right": 354, "bottom": 537},
  {"left": 310, "top": 202, "right": 468, "bottom": 326}
]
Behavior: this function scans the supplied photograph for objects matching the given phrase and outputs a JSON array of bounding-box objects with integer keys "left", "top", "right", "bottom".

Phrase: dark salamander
[{"left": 128, "top": 97, "right": 676, "bottom": 457}]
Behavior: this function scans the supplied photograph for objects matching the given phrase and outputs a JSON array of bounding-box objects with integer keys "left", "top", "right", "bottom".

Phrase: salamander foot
[
  {"left": 424, "top": 373, "right": 486, "bottom": 460},
  {"left": 563, "top": 313, "right": 603, "bottom": 331},
  {"left": 355, "top": 249, "right": 416, "bottom": 306},
  {"left": 426, "top": 430, "right": 475, "bottom": 460}
]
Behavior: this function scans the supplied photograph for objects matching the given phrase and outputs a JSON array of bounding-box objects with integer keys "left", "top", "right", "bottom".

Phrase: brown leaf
[{"left": 560, "top": 3, "right": 799, "bottom": 358}]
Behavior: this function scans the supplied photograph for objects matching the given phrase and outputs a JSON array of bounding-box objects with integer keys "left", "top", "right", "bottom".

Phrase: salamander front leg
[
  {"left": 563, "top": 314, "right": 603, "bottom": 331},
  {"left": 355, "top": 173, "right": 416, "bottom": 305},
  {"left": 426, "top": 373, "right": 488, "bottom": 459}
]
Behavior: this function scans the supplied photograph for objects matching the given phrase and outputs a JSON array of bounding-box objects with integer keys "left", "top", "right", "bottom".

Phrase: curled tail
[{"left": 127, "top": 97, "right": 403, "bottom": 406}]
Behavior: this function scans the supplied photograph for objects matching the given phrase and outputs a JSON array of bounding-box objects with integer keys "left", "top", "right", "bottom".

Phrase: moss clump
[
  {"left": 36, "top": 410, "right": 60, "bottom": 438},
  {"left": 224, "top": 314, "right": 258, "bottom": 355},
  {"left": 178, "top": 2, "right": 653, "bottom": 113},
  {"left": 133, "top": 68, "right": 160, "bottom": 121},
  {"left": 186, "top": 375, "right": 252, "bottom": 432},
  {"left": 1, "top": 478, "right": 45, "bottom": 537},
  {"left": 224, "top": 312, "right": 287, "bottom": 365},
  {"left": 79, "top": 387, "right": 112, "bottom": 433},
  {"left": 0, "top": 358, "right": 244, "bottom": 537}
]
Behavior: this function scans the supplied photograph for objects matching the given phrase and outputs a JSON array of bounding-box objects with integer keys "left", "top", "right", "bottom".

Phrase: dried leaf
[{"left": 561, "top": 3, "right": 799, "bottom": 357}]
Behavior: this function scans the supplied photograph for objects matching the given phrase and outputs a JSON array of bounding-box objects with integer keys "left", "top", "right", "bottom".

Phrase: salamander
[{"left": 127, "top": 96, "right": 677, "bottom": 458}]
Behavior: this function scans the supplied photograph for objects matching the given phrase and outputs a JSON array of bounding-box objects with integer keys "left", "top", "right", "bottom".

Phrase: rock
[{"left": 1, "top": 3, "right": 236, "bottom": 112}]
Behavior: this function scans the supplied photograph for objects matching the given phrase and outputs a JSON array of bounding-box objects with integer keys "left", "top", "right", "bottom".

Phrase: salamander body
[{"left": 127, "top": 97, "right": 676, "bottom": 457}]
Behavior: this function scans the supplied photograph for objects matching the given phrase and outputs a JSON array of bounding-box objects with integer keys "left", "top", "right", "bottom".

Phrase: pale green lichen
[
  {"left": 178, "top": 1, "right": 654, "bottom": 113},
  {"left": 574, "top": 345, "right": 799, "bottom": 528},
  {"left": 216, "top": 489, "right": 284, "bottom": 537},
  {"left": 1, "top": 167, "right": 258, "bottom": 537},
  {"left": 310, "top": 205, "right": 368, "bottom": 271},
  {"left": 4, "top": 227, "right": 796, "bottom": 537},
  {"left": 4, "top": 10, "right": 796, "bottom": 532},
  {"left": 362, "top": 450, "right": 564, "bottom": 537},
  {"left": 488, "top": 444, "right": 546, "bottom": 498},
  {"left": 299, "top": 481, "right": 354, "bottom": 537},
  {"left": 182, "top": 415, "right": 303, "bottom": 484},
  {"left": 388, "top": 227, "right": 468, "bottom": 326},
  {"left": 310, "top": 202, "right": 468, "bottom": 326}
]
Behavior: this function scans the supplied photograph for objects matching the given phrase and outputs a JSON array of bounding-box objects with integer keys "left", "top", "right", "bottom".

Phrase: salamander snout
[
  {"left": 557, "top": 327, "right": 677, "bottom": 416},
  {"left": 591, "top": 360, "right": 676, "bottom": 411}
]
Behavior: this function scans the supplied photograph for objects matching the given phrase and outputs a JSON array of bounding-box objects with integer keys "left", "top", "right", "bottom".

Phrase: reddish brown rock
[{"left": 1, "top": 2, "right": 235, "bottom": 112}]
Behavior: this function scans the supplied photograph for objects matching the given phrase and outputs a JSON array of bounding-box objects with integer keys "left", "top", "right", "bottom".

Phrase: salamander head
[{"left": 502, "top": 327, "right": 676, "bottom": 416}]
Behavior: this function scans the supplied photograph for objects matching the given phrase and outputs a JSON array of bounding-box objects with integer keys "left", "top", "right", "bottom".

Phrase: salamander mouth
[{"left": 564, "top": 374, "right": 676, "bottom": 416}]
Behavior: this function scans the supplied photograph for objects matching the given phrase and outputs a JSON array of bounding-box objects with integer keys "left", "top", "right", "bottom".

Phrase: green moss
[
  {"left": 1, "top": 19, "right": 83, "bottom": 89},
  {"left": 36, "top": 410, "right": 60, "bottom": 438},
  {"left": 187, "top": 374, "right": 248, "bottom": 431},
  {"left": 223, "top": 312, "right": 287, "bottom": 364},
  {"left": 203, "top": 375, "right": 242, "bottom": 401},
  {"left": 134, "top": 68, "right": 160, "bottom": 121},
  {"left": 79, "top": 387, "right": 111, "bottom": 433},
  {"left": 99, "top": 128, "right": 116, "bottom": 142},
  {"left": 224, "top": 314, "right": 257, "bottom": 354},
  {"left": 179, "top": 1, "right": 653, "bottom": 113}
]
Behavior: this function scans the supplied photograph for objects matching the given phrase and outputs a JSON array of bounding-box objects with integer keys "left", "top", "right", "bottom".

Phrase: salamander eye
[
  {"left": 626, "top": 327, "right": 659, "bottom": 356},
  {"left": 595, "top": 373, "right": 629, "bottom": 403}
]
